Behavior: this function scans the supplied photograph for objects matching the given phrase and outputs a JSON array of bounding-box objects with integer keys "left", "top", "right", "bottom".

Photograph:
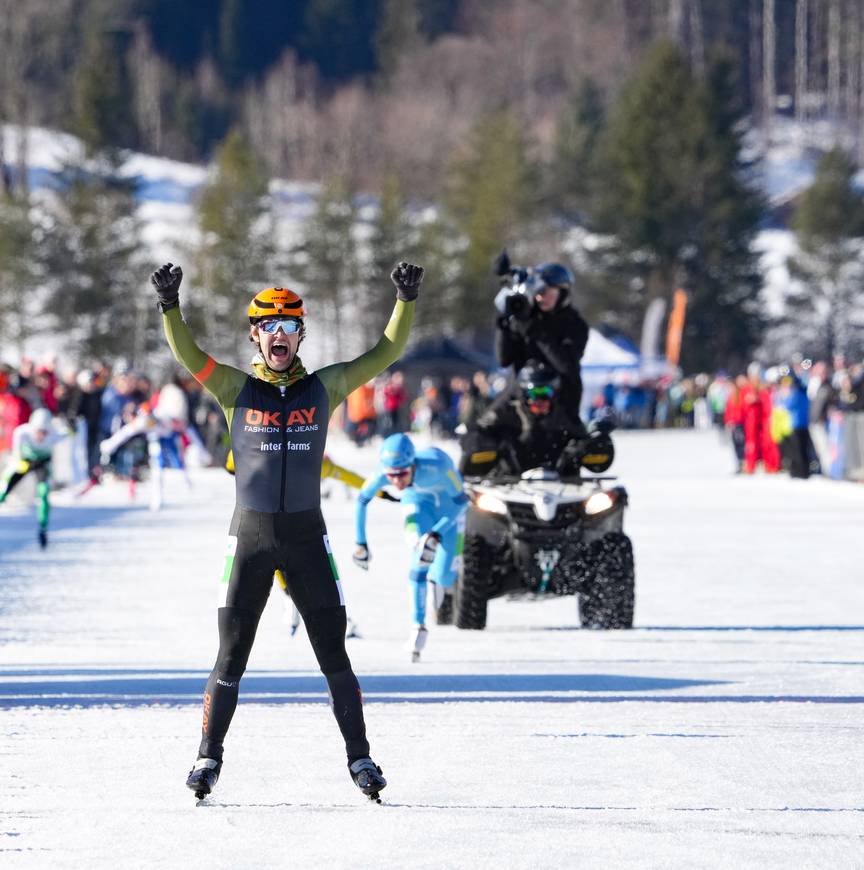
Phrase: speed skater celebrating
[{"left": 152, "top": 258, "right": 423, "bottom": 802}]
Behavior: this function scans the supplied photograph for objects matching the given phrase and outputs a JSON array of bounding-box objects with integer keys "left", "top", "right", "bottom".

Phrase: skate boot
[
  {"left": 282, "top": 601, "right": 302, "bottom": 636},
  {"left": 408, "top": 625, "right": 428, "bottom": 663},
  {"left": 349, "top": 757, "right": 387, "bottom": 803},
  {"left": 186, "top": 757, "right": 222, "bottom": 800},
  {"left": 37, "top": 529, "right": 48, "bottom": 549},
  {"left": 436, "top": 592, "right": 453, "bottom": 625}
]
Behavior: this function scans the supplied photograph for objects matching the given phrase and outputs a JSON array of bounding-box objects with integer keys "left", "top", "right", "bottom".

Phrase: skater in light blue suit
[{"left": 353, "top": 433, "right": 467, "bottom": 661}]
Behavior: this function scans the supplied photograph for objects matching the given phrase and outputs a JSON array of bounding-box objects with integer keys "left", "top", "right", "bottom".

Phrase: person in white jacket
[
  {"left": 0, "top": 409, "right": 71, "bottom": 548},
  {"left": 99, "top": 378, "right": 209, "bottom": 511}
]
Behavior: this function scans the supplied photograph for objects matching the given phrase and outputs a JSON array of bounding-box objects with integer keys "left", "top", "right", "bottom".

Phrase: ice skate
[
  {"left": 435, "top": 591, "right": 453, "bottom": 625},
  {"left": 349, "top": 757, "right": 387, "bottom": 803},
  {"left": 75, "top": 469, "right": 102, "bottom": 499},
  {"left": 282, "top": 600, "right": 301, "bottom": 635},
  {"left": 408, "top": 625, "right": 428, "bottom": 663},
  {"left": 37, "top": 529, "right": 48, "bottom": 549},
  {"left": 186, "top": 757, "right": 222, "bottom": 800}
]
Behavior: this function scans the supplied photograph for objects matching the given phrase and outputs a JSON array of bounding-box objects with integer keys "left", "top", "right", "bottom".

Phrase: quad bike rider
[
  {"left": 457, "top": 363, "right": 633, "bottom": 631},
  {"left": 459, "top": 363, "right": 594, "bottom": 479}
]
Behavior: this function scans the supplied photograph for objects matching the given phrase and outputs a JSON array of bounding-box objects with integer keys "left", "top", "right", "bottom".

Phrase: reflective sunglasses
[
  {"left": 257, "top": 318, "right": 302, "bottom": 335},
  {"left": 384, "top": 468, "right": 412, "bottom": 479},
  {"left": 526, "top": 385, "right": 555, "bottom": 400}
]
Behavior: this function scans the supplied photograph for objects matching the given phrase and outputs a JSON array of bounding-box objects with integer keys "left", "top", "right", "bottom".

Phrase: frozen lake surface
[{"left": 1, "top": 429, "right": 862, "bottom": 869}]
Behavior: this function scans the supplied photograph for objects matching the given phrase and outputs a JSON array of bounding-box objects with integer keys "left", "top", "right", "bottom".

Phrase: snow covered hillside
[
  {"left": 1, "top": 119, "right": 838, "bottom": 366},
  {"left": 1, "top": 429, "right": 861, "bottom": 868}
]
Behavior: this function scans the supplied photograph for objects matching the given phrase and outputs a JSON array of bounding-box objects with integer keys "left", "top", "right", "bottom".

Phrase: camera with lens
[{"left": 494, "top": 268, "right": 534, "bottom": 322}]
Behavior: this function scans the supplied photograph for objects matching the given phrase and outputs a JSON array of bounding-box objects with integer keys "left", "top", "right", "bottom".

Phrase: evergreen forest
[{"left": 2, "top": 0, "right": 864, "bottom": 368}]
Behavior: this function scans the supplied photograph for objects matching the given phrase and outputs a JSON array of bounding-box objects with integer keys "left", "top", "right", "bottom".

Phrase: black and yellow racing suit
[{"left": 163, "top": 300, "right": 413, "bottom": 764}]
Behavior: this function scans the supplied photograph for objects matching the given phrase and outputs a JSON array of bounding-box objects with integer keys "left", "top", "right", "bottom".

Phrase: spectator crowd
[
  {"left": 2, "top": 351, "right": 863, "bottom": 493},
  {"left": 0, "top": 357, "right": 230, "bottom": 490}
]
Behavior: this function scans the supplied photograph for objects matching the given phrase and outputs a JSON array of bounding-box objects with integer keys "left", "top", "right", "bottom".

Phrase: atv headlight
[
  {"left": 584, "top": 491, "right": 615, "bottom": 516},
  {"left": 475, "top": 492, "right": 508, "bottom": 515}
]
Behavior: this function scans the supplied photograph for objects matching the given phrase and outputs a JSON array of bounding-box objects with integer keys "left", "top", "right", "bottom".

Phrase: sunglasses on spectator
[
  {"left": 257, "top": 318, "right": 302, "bottom": 334},
  {"left": 526, "top": 385, "right": 555, "bottom": 400},
  {"left": 385, "top": 468, "right": 412, "bottom": 479}
]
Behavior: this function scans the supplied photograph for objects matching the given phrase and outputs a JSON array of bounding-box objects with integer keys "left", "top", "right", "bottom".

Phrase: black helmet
[
  {"left": 517, "top": 362, "right": 560, "bottom": 414},
  {"left": 534, "top": 262, "right": 574, "bottom": 291},
  {"left": 518, "top": 362, "right": 560, "bottom": 391}
]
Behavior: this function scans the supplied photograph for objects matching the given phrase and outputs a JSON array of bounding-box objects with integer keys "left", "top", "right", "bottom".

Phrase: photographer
[{"left": 493, "top": 252, "right": 590, "bottom": 416}]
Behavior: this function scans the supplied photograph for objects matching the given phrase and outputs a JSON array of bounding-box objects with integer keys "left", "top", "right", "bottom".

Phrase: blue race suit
[{"left": 356, "top": 446, "right": 467, "bottom": 625}]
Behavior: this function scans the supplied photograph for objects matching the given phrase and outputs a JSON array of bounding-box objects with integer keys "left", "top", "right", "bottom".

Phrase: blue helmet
[
  {"left": 533, "top": 262, "right": 574, "bottom": 291},
  {"left": 379, "top": 433, "right": 416, "bottom": 470}
]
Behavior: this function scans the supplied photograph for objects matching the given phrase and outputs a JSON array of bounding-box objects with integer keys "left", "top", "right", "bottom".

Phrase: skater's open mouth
[{"left": 270, "top": 343, "right": 289, "bottom": 360}]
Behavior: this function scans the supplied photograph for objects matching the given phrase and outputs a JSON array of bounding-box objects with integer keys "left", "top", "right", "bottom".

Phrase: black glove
[
  {"left": 492, "top": 249, "right": 511, "bottom": 276},
  {"left": 150, "top": 262, "right": 183, "bottom": 313},
  {"left": 391, "top": 261, "right": 424, "bottom": 302},
  {"left": 555, "top": 438, "right": 585, "bottom": 474}
]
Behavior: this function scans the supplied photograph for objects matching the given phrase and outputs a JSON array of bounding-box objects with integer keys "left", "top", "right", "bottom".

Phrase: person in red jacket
[
  {"left": 723, "top": 375, "right": 746, "bottom": 473},
  {"left": 0, "top": 373, "right": 33, "bottom": 455},
  {"left": 381, "top": 371, "right": 408, "bottom": 436},
  {"left": 34, "top": 365, "right": 59, "bottom": 414},
  {"left": 739, "top": 364, "right": 780, "bottom": 474}
]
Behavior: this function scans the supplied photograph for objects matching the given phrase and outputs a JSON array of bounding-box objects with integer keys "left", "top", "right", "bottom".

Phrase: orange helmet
[{"left": 248, "top": 287, "right": 306, "bottom": 322}]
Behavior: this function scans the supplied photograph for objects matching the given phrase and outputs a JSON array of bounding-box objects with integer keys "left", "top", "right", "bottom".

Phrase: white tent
[{"left": 582, "top": 329, "right": 641, "bottom": 369}]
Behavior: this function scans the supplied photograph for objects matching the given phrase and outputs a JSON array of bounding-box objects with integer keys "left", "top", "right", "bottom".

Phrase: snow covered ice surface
[{"left": 0, "top": 430, "right": 862, "bottom": 869}]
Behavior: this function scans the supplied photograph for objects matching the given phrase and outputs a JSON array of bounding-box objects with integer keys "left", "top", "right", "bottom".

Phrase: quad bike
[{"left": 455, "top": 424, "right": 634, "bottom": 630}]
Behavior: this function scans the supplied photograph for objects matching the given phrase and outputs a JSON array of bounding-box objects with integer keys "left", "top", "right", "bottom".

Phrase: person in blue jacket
[
  {"left": 353, "top": 433, "right": 467, "bottom": 661},
  {"left": 779, "top": 370, "right": 812, "bottom": 479}
]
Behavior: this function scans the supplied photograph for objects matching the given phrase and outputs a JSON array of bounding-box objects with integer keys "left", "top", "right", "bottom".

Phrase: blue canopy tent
[{"left": 395, "top": 336, "right": 498, "bottom": 389}]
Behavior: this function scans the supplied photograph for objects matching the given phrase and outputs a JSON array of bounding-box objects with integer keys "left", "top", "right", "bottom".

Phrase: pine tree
[
  {"left": 191, "top": 128, "right": 276, "bottom": 353},
  {"left": 364, "top": 174, "right": 417, "bottom": 344},
  {"left": 443, "top": 110, "right": 536, "bottom": 335},
  {"left": 301, "top": 0, "right": 378, "bottom": 80},
  {"left": 42, "top": 160, "right": 146, "bottom": 362},
  {"left": 680, "top": 51, "right": 765, "bottom": 371},
  {"left": 786, "top": 147, "right": 864, "bottom": 359},
  {"left": 590, "top": 42, "right": 764, "bottom": 370},
  {"left": 290, "top": 175, "right": 359, "bottom": 361},
  {"left": 0, "top": 191, "right": 40, "bottom": 355},
  {"left": 72, "top": 27, "right": 138, "bottom": 156},
  {"left": 547, "top": 78, "right": 605, "bottom": 222},
  {"left": 375, "top": 0, "right": 421, "bottom": 83},
  {"left": 219, "top": 0, "right": 259, "bottom": 88},
  {"left": 415, "top": 0, "right": 460, "bottom": 38}
]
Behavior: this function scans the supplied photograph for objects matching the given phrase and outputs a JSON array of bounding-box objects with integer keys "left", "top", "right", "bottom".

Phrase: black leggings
[
  {"left": 1, "top": 459, "right": 49, "bottom": 498},
  {"left": 198, "top": 507, "right": 369, "bottom": 764}
]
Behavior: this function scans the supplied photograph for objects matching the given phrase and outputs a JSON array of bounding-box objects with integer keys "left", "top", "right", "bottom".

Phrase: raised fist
[
  {"left": 390, "top": 261, "right": 424, "bottom": 302},
  {"left": 151, "top": 262, "right": 183, "bottom": 312}
]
